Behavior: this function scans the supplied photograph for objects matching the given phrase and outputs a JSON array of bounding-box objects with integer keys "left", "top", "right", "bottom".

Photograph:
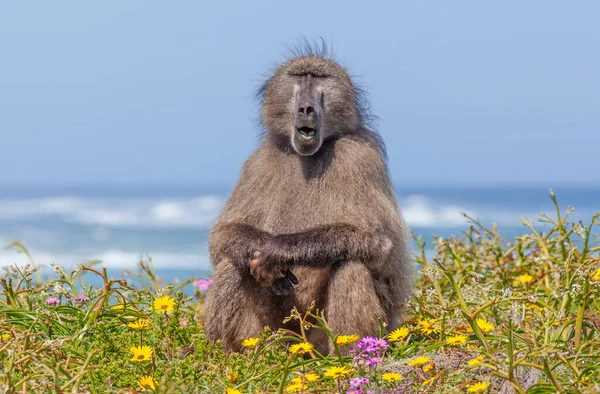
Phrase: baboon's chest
[
  {"left": 257, "top": 167, "right": 351, "bottom": 234},
  {"left": 261, "top": 186, "right": 341, "bottom": 233}
]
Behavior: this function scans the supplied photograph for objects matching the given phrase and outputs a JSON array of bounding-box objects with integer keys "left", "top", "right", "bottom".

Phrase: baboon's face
[
  {"left": 262, "top": 57, "right": 360, "bottom": 156},
  {"left": 291, "top": 74, "right": 323, "bottom": 156}
]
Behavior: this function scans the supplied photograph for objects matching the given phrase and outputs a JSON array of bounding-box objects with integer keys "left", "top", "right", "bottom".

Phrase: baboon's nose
[
  {"left": 298, "top": 105, "right": 315, "bottom": 115},
  {"left": 298, "top": 104, "right": 316, "bottom": 119}
]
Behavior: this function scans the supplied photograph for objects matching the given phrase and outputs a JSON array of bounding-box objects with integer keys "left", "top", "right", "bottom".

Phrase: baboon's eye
[
  {"left": 289, "top": 72, "right": 329, "bottom": 79},
  {"left": 310, "top": 72, "right": 328, "bottom": 79}
]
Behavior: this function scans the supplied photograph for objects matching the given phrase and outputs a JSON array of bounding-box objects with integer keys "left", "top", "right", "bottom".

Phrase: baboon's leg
[
  {"left": 204, "top": 261, "right": 281, "bottom": 351},
  {"left": 324, "top": 261, "right": 384, "bottom": 350}
]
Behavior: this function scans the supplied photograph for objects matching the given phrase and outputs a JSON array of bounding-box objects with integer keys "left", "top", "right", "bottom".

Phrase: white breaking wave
[
  {"left": 0, "top": 248, "right": 211, "bottom": 270},
  {"left": 0, "top": 193, "right": 547, "bottom": 270},
  {"left": 0, "top": 194, "right": 536, "bottom": 229},
  {"left": 0, "top": 195, "right": 223, "bottom": 229},
  {"left": 401, "top": 195, "right": 541, "bottom": 228},
  {"left": 401, "top": 195, "right": 475, "bottom": 227}
]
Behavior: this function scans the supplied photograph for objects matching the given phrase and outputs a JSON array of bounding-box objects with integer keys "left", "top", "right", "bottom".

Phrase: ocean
[{"left": 0, "top": 185, "right": 598, "bottom": 289}]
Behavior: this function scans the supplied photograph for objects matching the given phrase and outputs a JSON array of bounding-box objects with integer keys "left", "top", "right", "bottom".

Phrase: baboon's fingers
[
  {"left": 281, "top": 278, "right": 294, "bottom": 295},
  {"left": 272, "top": 282, "right": 283, "bottom": 295},
  {"left": 273, "top": 279, "right": 287, "bottom": 295},
  {"left": 285, "top": 269, "right": 299, "bottom": 285},
  {"left": 272, "top": 276, "right": 295, "bottom": 296}
]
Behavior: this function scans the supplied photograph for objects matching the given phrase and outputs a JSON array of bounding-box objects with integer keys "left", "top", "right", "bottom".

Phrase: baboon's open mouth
[{"left": 296, "top": 127, "right": 317, "bottom": 139}]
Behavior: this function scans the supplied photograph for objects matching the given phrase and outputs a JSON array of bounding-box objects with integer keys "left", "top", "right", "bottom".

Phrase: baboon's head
[{"left": 260, "top": 54, "right": 364, "bottom": 156}]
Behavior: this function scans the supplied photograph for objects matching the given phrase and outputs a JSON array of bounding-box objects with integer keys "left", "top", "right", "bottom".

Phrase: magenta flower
[
  {"left": 353, "top": 337, "right": 389, "bottom": 366},
  {"left": 45, "top": 297, "right": 60, "bottom": 306},
  {"left": 346, "top": 390, "right": 362, "bottom": 394},
  {"left": 194, "top": 278, "right": 214, "bottom": 291},
  {"left": 75, "top": 295, "right": 90, "bottom": 302},
  {"left": 375, "top": 338, "right": 389, "bottom": 350},
  {"left": 365, "top": 356, "right": 382, "bottom": 366},
  {"left": 350, "top": 377, "right": 370, "bottom": 388}
]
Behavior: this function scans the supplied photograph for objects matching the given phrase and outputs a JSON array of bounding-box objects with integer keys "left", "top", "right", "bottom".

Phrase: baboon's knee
[
  {"left": 204, "top": 261, "right": 283, "bottom": 351},
  {"left": 325, "top": 261, "right": 384, "bottom": 336}
]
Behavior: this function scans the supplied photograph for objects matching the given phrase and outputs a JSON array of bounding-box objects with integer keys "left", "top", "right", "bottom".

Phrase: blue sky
[{"left": 0, "top": 1, "right": 599, "bottom": 187}]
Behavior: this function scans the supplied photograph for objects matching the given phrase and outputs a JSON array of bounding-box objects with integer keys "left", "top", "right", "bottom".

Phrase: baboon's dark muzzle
[
  {"left": 294, "top": 101, "right": 320, "bottom": 139},
  {"left": 294, "top": 100, "right": 321, "bottom": 138},
  {"left": 293, "top": 75, "right": 322, "bottom": 141}
]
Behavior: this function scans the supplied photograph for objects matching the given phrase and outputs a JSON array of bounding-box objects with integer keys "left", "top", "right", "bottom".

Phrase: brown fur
[{"left": 204, "top": 45, "right": 413, "bottom": 353}]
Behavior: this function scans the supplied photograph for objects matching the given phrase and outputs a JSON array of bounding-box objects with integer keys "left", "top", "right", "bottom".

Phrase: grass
[{"left": 1, "top": 191, "right": 599, "bottom": 393}]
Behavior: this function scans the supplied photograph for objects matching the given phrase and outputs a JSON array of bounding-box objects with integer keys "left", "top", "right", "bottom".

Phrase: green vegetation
[{"left": 1, "top": 192, "right": 599, "bottom": 393}]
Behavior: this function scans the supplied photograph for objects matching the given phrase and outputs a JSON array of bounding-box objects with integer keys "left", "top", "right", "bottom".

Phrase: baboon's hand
[
  {"left": 271, "top": 269, "right": 299, "bottom": 296},
  {"left": 249, "top": 253, "right": 287, "bottom": 284},
  {"left": 249, "top": 235, "right": 293, "bottom": 284}
]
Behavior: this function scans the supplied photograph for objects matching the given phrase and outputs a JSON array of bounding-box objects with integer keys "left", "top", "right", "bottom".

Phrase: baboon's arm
[
  {"left": 211, "top": 222, "right": 299, "bottom": 294},
  {"left": 271, "top": 223, "right": 392, "bottom": 266},
  {"left": 209, "top": 222, "right": 271, "bottom": 270}
]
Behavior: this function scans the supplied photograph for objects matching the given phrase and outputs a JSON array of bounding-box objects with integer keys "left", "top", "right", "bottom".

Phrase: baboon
[{"left": 204, "top": 44, "right": 413, "bottom": 353}]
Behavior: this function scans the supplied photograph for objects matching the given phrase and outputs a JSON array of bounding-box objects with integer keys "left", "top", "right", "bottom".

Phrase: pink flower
[
  {"left": 365, "top": 356, "right": 382, "bottom": 366},
  {"left": 45, "top": 297, "right": 60, "bottom": 306},
  {"left": 194, "top": 278, "right": 214, "bottom": 292},
  {"left": 349, "top": 377, "right": 370, "bottom": 388}
]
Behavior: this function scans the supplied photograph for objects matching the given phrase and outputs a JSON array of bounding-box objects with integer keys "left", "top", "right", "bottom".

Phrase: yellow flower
[
  {"left": 285, "top": 383, "right": 306, "bottom": 393},
  {"left": 446, "top": 334, "right": 467, "bottom": 346},
  {"left": 418, "top": 319, "right": 440, "bottom": 335},
  {"left": 226, "top": 372, "right": 238, "bottom": 383},
  {"left": 290, "top": 373, "right": 319, "bottom": 384},
  {"left": 387, "top": 326, "right": 410, "bottom": 342},
  {"left": 423, "top": 363, "right": 435, "bottom": 373},
  {"left": 592, "top": 268, "right": 600, "bottom": 281},
  {"left": 519, "top": 274, "right": 533, "bottom": 283},
  {"left": 303, "top": 373, "right": 319, "bottom": 382},
  {"left": 336, "top": 334, "right": 360, "bottom": 346},
  {"left": 130, "top": 345, "right": 153, "bottom": 361},
  {"left": 468, "top": 355, "right": 485, "bottom": 367},
  {"left": 289, "top": 342, "right": 314, "bottom": 355},
  {"left": 476, "top": 318, "right": 495, "bottom": 333},
  {"left": 513, "top": 274, "right": 533, "bottom": 285},
  {"left": 408, "top": 356, "right": 431, "bottom": 367},
  {"left": 153, "top": 295, "right": 175, "bottom": 313},
  {"left": 127, "top": 318, "right": 153, "bottom": 330},
  {"left": 422, "top": 376, "right": 436, "bottom": 386},
  {"left": 225, "top": 389, "right": 241, "bottom": 394},
  {"left": 138, "top": 375, "right": 156, "bottom": 390},
  {"left": 467, "top": 381, "right": 491, "bottom": 392},
  {"left": 527, "top": 304, "right": 543, "bottom": 315},
  {"left": 382, "top": 372, "right": 402, "bottom": 382},
  {"left": 241, "top": 337, "right": 260, "bottom": 349},
  {"left": 0, "top": 333, "right": 10, "bottom": 342},
  {"left": 324, "top": 366, "right": 351, "bottom": 379}
]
